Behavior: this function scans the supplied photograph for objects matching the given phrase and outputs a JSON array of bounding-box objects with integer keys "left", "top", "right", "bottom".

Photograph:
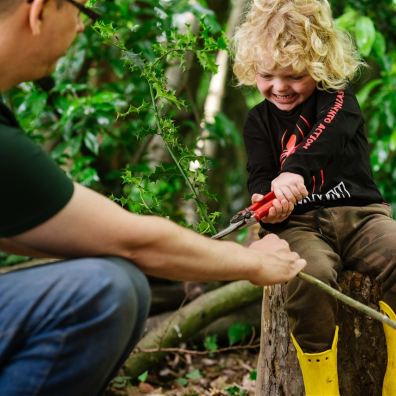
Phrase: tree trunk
[{"left": 256, "top": 272, "right": 386, "bottom": 396}]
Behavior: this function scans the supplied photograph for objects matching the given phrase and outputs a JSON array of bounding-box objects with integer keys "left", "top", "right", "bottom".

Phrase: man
[{"left": 0, "top": 0, "right": 306, "bottom": 395}]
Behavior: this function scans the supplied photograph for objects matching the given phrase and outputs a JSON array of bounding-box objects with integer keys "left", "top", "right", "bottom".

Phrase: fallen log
[{"left": 124, "top": 280, "right": 263, "bottom": 379}]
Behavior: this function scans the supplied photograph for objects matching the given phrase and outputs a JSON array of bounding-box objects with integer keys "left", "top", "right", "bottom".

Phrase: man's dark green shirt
[{"left": 0, "top": 101, "right": 74, "bottom": 237}]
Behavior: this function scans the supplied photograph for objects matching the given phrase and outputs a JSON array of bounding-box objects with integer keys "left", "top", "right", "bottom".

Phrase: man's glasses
[
  {"left": 27, "top": 0, "right": 101, "bottom": 23},
  {"left": 65, "top": 0, "right": 101, "bottom": 23}
]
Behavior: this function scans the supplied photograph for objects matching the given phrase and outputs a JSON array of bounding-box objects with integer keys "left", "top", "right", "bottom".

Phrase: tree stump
[{"left": 256, "top": 272, "right": 386, "bottom": 396}]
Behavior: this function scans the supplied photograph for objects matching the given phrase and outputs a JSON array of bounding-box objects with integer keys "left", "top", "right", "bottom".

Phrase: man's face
[
  {"left": 32, "top": 0, "right": 86, "bottom": 77},
  {"left": 255, "top": 66, "right": 316, "bottom": 112}
]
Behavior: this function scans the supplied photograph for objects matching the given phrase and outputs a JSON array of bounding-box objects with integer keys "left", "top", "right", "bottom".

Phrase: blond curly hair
[{"left": 232, "top": 0, "right": 364, "bottom": 90}]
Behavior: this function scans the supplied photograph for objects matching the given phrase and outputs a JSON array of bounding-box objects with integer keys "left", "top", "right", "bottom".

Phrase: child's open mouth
[{"left": 272, "top": 93, "right": 296, "bottom": 103}]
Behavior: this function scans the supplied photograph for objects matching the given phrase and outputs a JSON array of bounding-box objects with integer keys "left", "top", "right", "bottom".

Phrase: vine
[{"left": 93, "top": 14, "right": 227, "bottom": 233}]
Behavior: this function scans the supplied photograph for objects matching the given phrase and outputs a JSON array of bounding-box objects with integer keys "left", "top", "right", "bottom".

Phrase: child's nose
[{"left": 273, "top": 78, "right": 288, "bottom": 92}]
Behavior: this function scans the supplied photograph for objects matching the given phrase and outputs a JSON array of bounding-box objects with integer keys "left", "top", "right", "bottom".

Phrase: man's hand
[
  {"left": 271, "top": 172, "right": 308, "bottom": 203},
  {"left": 248, "top": 234, "right": 306, "bottom": 285},
  {"left": 251, "top": 193, "right": 293, "bottom": 224}
]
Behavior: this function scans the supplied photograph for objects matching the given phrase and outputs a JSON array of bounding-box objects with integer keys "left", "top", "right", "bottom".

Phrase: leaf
[
  {"left": 204, "top": 113, "right": 242, "bottom": 147},
  {"left": 384, "top": 93, "right": 396, "bottom": 129},
  {"left": 372, "top": 31, "right": 386, "bottom": 59},
  {"left": 249, "top": 369, "right": 257, "bottom": 380},
  {"left": 186, "top": 369, "right": 202, "bottom": 380},
  {"left": 225, "top": 385, "right": 247, "bottom": 396},
  {"left": 228, "top": 322, "right": 252, "bottom": 346},
  {"left": 355, "top": 16, "right": 376, "bottom": 56},
  {"left": 356, "top": 79, "right": 382, "bottom": 108},
  {"left": 121, "top": 50, "right": 145, "bottom": 70},
  {"left": 84, "top": 132, "right": 100, "bottom": 155},
  {"left": 111, "top": 375, "right": 131, "bottom": 389},
  {"left": 236, "top": 228, "right": 249, "bottom": 244},
  {"left": 175, "top": 377, "right": 189, "bottom": 386},
  {"left": 117, "top": 100, "right": 150, "bottom": 118},
  {"left": 203, "top": 334, "right": 218, "bottom": 352},
  {"left": 195, "top": 172, "right": 206, "bottom": 184},
  {"left": 137, "top": 370, "right": 148, "bottom": 382},
  {"left": 335, "top": 8, "right": 358, "bottom": 31},
  {"left": 196, "top": 50, "right": 218, "bottom": 73}
]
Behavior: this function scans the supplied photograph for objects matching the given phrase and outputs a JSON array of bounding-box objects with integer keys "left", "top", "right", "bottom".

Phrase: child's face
[{"left": 255, "top": 66, "right": 316, "bottom": 111}]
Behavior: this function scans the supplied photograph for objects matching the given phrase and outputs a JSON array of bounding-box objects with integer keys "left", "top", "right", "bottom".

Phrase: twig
[
  {"left": 298, "top": 271, "right": 396, "bottom": 329},
  {"left": 135, "top": 343, "right": 261, "bottom": 356}
]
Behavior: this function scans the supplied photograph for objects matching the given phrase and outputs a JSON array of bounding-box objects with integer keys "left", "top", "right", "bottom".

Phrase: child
[{"left": 233, "top": 0, "right": 396, "bottom": 394}]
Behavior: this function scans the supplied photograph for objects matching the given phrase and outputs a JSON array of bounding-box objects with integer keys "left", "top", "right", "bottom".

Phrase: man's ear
[{"left": 28, "top": 0, "right": 46, "bottom": 35}]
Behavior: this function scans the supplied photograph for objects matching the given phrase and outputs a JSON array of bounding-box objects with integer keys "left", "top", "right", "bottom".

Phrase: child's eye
[
  {"left": 258, "top": 74, "right": 272, "bottom": 79},
  {"left": 290, "top": 75, "right": 305, "bottom": 81}
]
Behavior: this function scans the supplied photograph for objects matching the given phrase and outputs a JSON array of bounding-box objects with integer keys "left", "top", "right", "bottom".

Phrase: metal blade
[{"left": 211, "top": 220, "right": 245, "bottom": 240}]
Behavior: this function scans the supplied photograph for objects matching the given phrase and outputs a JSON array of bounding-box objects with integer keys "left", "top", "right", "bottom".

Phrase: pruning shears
[
  {"left": 211, "top": 191, "right": 396, "bottom": 330},
  {"left": 212, "top": 191, "right": 276, "bottom": 240}
]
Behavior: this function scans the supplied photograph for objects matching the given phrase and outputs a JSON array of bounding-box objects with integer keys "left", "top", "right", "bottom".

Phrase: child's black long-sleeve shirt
[{"left": 243, "top": 88, "right": 384, "bottom": 214}]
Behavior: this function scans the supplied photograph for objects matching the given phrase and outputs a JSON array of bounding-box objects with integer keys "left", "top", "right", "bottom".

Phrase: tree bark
[{"left": 256, "top": 272, "right": 386, "bottom": 396}]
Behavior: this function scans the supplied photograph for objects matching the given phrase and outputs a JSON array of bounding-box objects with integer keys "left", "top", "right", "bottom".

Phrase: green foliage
[
  {"left": 204, "top": 112, "right": 242, "bottom": 147},
  {"left": 137, "top": 370, "right": 149, "bottom": 382},
  {"left": 227, "top": 322, "right": 253, "bottom": 346},
  {"left": 334, "top": 6, "right": 396, "bottom": 211},
  {"left": 186, "top": 369, "right": 202, "bottom": 380},
  {"left": 0, "top": 253, "right": 29, "bottom": 268},
  {"left": 225, "top": 385, "right": 248, "bottom": 396},
  {"left": 110, "top": 375, "right": 132, "bottom": 389},
  {"left": 203, "top": 334, "right": 219, "bottom": 353},
  {"left": 175, "top": 377, "right": 189, "bottom": 386},
  {"left": 175, "top": 369, "right": 202, "bottom": 387},
  {"left": 249, "top": 369, "right": 257, "bottom": 381},
  {"left": 4, "top": 0, "right": 236, "bottom": 241}
]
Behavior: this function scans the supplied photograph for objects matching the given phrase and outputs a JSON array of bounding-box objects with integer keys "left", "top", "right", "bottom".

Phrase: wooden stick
[{"left": 298, "top": 271, "right": 396, "bottom": 330}]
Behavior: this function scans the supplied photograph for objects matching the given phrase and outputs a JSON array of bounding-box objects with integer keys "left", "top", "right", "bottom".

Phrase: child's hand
[
  {"left": 251, "top": 194, "right": 294, "bottom": 224},
  {"left": 271, "top": 172, "right": 308, "bottom": 204}
]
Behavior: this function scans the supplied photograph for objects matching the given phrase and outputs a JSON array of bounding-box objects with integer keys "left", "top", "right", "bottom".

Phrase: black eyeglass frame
[
  {"left": 65, "top": 0, "right": 100, "bottom": 23},
  {"left": 26, "top": 0, "right": 101, "bottom": 23}
]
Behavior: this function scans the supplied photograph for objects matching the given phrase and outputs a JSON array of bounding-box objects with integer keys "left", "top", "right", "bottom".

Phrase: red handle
[
  {"left": 254, "top": 201, "right": 274, "bottom": 220},
  {"left": 247, "top": 191, "right": 276, "bottom": 221},
  {"left": 248, "top": 191, "right": 276, "bottom": 212}
]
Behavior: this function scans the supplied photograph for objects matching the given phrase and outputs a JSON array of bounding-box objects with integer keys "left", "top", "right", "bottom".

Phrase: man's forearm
[
  {"left": 8, "top": 183, "right": 305, "bottom": 285},
  {"left": 124, "top": 216, "right": 260, "bottom": 282}
]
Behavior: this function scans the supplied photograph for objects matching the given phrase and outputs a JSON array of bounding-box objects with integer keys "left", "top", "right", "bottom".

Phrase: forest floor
[{"left": 105, "top": 348, "right": 258, "bottom": 396}]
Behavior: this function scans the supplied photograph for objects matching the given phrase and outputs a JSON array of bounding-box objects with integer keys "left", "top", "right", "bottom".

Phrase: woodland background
[{"left": 1, "top": 0, "right": 396, "bottom": 394}]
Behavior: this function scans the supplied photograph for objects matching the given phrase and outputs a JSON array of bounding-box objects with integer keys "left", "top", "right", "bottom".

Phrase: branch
[
  {"left": 136, "top": 343, "right": 260, "bottom": 356},
  {"left": 298, "top": 271, "right": 396, "bottom": 329}
]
